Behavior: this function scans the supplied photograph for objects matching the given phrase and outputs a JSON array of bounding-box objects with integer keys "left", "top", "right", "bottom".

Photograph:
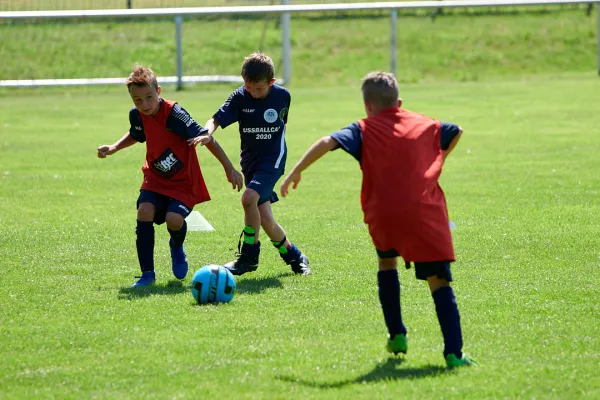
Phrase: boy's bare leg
[{"left": 241, "top": 188, "right": 261, "bottom": 243}]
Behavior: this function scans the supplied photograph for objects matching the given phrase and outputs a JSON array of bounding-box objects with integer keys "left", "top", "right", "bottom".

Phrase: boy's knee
[
  {"left": 137, "top": 202, "right": 155, "bottom": 222},
  {"left": 427, "top": 276, "right": 451, "bottom": 293},
  {"left": 378, "top": 257, "right": 398, "bottom": 271},
  {"left": 165, "top": 212, "right": 184, "bottom": 230},
  {"left": 241, "top": 189, "right": 260, "bottom": 208}
]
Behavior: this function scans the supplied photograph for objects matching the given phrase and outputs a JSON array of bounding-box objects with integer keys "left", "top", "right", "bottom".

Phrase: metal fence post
[
  {"left": 390, "top": 9, "right": 397, "bottom": 77},
  {"left": 596, "top": 1, "right": 600, "bottom": 75},
  {"left": 281, "top": 0, "right": 291, "bottom": 85},
  {"left": 175, "top": 16, "right": 183, "bottom": 90},
  {"left": 597, "top": 2, "right": 600, "bottom": 75}
]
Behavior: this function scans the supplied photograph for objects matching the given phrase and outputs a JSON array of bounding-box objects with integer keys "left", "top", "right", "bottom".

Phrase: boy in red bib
[
  {"left": 280, "top": 72, "right": 475, "bottom": 368},
  {"left": 98, "top": 66, "right": 242, "bottom": 287}
]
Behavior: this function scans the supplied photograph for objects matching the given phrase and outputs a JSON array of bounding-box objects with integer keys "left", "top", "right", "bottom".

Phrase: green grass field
[{"left": 1, "top": 74, "right": 600, "bottom": 399}]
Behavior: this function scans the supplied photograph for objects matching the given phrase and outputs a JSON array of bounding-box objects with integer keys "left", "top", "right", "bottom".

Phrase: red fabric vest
[
  {"left": 138, "top": 99, "right": 210, "bottom": 208},
  {"left": 358, "top": 107, "right": 455, "bottom": 262}
]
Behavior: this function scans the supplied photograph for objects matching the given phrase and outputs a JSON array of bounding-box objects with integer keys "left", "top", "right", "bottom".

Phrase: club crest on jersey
[
  {"left": 264, "top": 108, "right": 278, "bottom": 124},
  {"left": 151, "top": 148, "right": 184, "bottom": 179}
]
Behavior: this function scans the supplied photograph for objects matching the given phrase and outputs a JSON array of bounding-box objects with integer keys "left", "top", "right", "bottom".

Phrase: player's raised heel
[
  {"left": 445, "top": 353, "right": 477, "bottom": 368},
  {"left": 170, "top": 245, "right": 189, "bottom": 280},
  {"left": 131, "top": 271, "right": 156, "bottom": 287},
  {"left": 386, "top": 333, "right": 408, "bottom": 355},
  {"left": 289, "top": 254, "right": 311, "bottom": 275}
]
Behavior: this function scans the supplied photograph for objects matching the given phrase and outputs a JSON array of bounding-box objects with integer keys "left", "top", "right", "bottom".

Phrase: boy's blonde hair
[
  {"left": 361, "top": 71, "right": 399, "bottom": 110},
  {"left": 241, "top": 52, "right": 275, "bottom": 83},
  {"left": 126, "top": 65, "right": 159, "bottom": 91}
]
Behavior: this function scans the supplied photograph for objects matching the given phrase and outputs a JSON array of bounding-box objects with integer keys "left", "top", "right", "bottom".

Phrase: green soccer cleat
[
  {"left": 446, "top": 353, "right": 477, "bottom": 368},
  {"left": 386, "top": 334, "right": 408, "bottom": 355}
]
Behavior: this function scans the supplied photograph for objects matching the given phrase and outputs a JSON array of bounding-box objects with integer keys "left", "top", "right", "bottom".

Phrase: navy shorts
[
  {"left": 137, "top": 190, "right": 192, "bottom": 225},
  {"left": 376, "top": 248, "right": 453, "bottom": 282},
  {"left": 244, "top": 170, "right": 283, "bottom": 206}
]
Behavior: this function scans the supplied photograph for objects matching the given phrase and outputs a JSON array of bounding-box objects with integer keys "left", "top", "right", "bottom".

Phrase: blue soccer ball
[{"left": 191, "top": 265, "right": 236, "bottom": 305}]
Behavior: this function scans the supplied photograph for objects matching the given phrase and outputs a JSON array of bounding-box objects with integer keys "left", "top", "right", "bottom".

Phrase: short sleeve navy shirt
[{"left": 213, "top": 84, "right": 291, "bottom": 174}]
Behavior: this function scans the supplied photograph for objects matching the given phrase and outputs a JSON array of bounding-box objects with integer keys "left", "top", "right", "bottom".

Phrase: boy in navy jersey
[
  {"left": 200, "top": 53, "right": 310, "bottom": 276},
  {"left": 98, "top": 66, "right": 243, "bottom": 287}
]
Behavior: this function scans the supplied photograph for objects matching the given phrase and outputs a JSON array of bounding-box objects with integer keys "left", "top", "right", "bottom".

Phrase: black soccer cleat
[
  {"left": 225, "top": 232, "right": 260, "bottom": 276},
  {"left": 224, "top": 253, "right": 259, "bottom": 276},
  {"left": 289, "top": 254, "right": 311, "bottom": 275}
]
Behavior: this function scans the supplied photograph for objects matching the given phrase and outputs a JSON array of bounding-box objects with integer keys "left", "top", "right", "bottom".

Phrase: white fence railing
[{"left": 0, "top": 0, "right": 598, "bottom": 88}]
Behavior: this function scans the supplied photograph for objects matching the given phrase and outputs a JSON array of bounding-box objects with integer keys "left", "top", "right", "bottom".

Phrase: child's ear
[
  {"left": 268, "top": 79, "right": 276, "bottom": 87},
  {"left": 397, "top": 98, "right": 403, "bottom": 108},
  {"left": 157, "top": 86, "right": 162, "bottom": 95}
]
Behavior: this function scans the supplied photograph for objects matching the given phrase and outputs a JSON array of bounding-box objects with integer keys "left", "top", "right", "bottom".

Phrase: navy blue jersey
[
  {"left": 330, "top": 121, "right": 461, "bottom": 162},
  {"left": 213, "top": 84, "right": 291, "bottom": 174},
  {"left": 129, "top": 100, "right": 207, "bottom": 142}
]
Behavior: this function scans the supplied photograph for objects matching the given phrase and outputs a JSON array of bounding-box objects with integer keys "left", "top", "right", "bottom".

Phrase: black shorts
[
  {"left": 137, "top": 190, "right": 192, "bottom": 225},
  {"left": 376, "top": 248, "right": 453, "bottom": 282}
]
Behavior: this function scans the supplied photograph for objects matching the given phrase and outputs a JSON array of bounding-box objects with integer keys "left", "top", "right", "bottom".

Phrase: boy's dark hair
[
  {"left": 361, "top": 72, "right": 399, "bottom": 110},
  {"left": 241, "top": 52, "right": 275, "bottom": 83},
  {"left": 126, "top": 65, "right": 159, "bottom": 91}
]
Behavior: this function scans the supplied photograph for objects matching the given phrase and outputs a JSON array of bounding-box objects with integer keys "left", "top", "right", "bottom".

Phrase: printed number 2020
[{"left": 256, "top": 134, "right": 272, "bottom": 140}]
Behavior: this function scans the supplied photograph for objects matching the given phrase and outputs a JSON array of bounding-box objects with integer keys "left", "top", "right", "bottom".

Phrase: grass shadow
[
  {"left": 236, "top": 272, "right": 289, "bottom": 295},
  {"left": 117, "top": 279, "right": 187, "bottom": 300},
  {"left": 278, "top": 357, "right": 449, "bottom": 388}
]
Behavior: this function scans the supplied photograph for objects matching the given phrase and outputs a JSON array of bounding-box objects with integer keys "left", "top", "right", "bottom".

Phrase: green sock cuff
[
  {"left": 243, "top": 226, "right": 255, "bottom": 244},
  {"left": 271, "top": 238, "right": 288, "bottom": 254}
]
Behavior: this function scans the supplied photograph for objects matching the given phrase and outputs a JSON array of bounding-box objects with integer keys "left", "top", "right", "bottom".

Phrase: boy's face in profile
[
  {"left": 244, "top": 78, "right": 276, "bottom": 99},
  {"left": 129, "top": 84, "right": 161, "bottom": 116}
]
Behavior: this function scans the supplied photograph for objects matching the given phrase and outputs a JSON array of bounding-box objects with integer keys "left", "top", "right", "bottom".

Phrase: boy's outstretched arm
[
  {"left": 191, "top": 118, "right": 221, "bottom": 147},
  {"left": 280, "top": 136, "right": 339, "bottom": 197},
  {"left": 204, "top": 136, "right": 243, "bottom": 191},
  {"left": 97, "top": 131, "right": 137, "bottom": 158}
]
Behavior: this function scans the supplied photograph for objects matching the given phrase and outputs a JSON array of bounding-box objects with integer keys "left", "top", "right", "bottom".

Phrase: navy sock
[
  {"left": 136, "top": 220, "right": 155, "bottom": 273},
  {"left": 432, "top": 286, "right": 463, "bottom": 358},
  {"left": 274, "top": 239, "right": 301, "bottom": 264},
  {"left": 377, "top": 270, "right": 407, "bottom": 338},
  {"left": 241, "top": 241, "right": 261, "bottom": 259},
  {"left": 168, "top": 220, "right": 187, "bottom": 249}
]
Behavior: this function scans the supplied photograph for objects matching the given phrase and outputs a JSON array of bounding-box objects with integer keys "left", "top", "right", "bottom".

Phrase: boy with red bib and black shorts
[
  {"left": 280, "top": 72, "right": 476, "bottom": 368},
  {"left": 98, "top": 66, "right": 242, "bottom": 287}
]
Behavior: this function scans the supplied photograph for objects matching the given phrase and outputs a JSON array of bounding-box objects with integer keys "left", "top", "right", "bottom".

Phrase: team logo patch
[
  {"left": 279, "top": 107, "right": 288, "bottom": 122},
  {"left": 151, "top": 148, "right": 184, "bottom": 179},
  {"left": 264, "top": 108, "right": 278, "bottom": 124}
]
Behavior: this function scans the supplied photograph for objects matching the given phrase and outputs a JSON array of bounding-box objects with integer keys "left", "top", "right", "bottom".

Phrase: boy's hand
[
  {"left": 227, "top": 168, "right": 244, "bottom": 192},
  {"left": 280, "top": 172, "right": 301, "bottom": 197},
  {"left": 97, "top": 145, "right": 117, "bottom": 158},
  {"left": 188, "top": 134, "right": 212, "bottom": 147}
]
